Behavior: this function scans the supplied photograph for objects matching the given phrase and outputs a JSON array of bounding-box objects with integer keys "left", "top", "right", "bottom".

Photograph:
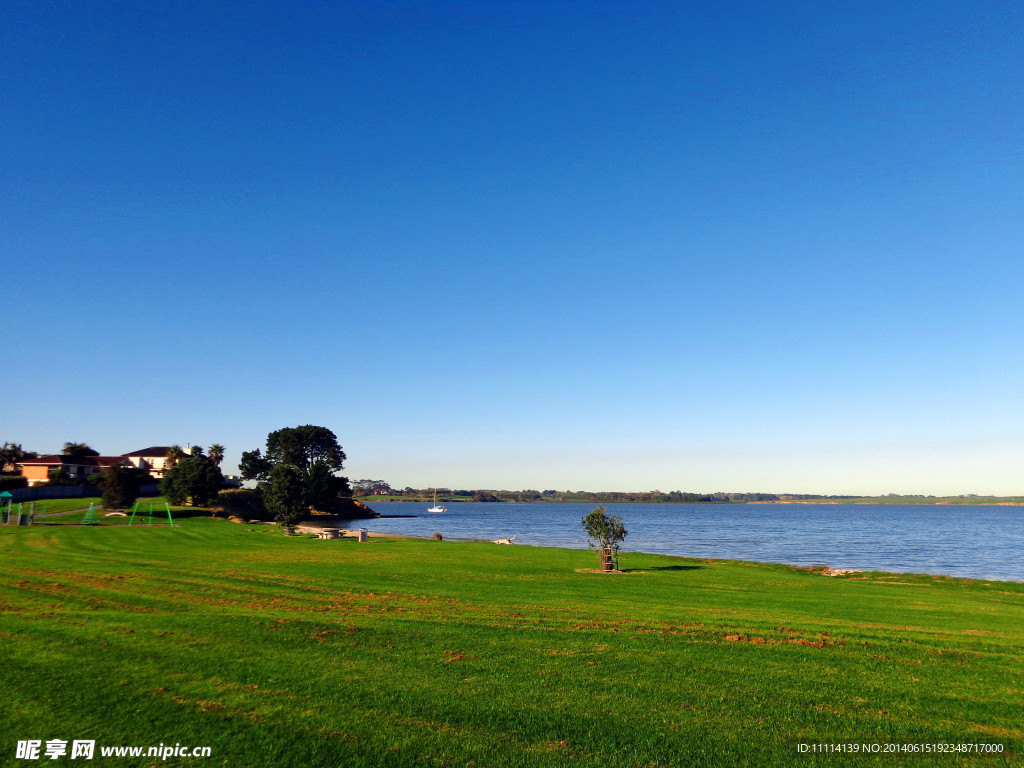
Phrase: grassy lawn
[
  {"left": 5, "top": 496, "right": 176, "bottom": 518},
  {"left": 0, "top": 518, "right": 1020, "bottom": 767},
  {"left": 4, "top": 496, "right": 102, "bottom": 516},
  {"left": 6, "top": 496, "right": 203, "bottom": 525}
]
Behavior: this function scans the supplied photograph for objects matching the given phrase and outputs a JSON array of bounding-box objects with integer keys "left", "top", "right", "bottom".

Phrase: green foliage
[
  {"left": 214, "top": 488, "right": 269, "bottom": 520},
  {"left": 581, "top": 505, "right": 628, "bottom": 570},
  {"left": 305, "top": 460, "right": 352, "bottom": 512},
  {"left": 239, "top": 449, "right": 272, "bottom": 482},
  {"left": 263, "top": 463, "right": 308, "bottom": 528},
  {"left": 0, "top": 475, "right": 27, "bottom": 491},
  {"left": 160, "top": 455, "right": 224, "bottom": 506},
  {"left": 97, "top": 464, "right": 144, "bottom": 510},
  {"left": 266, "top": 425, "right": 346, "bottom": 472},
  {"left": 165, "top": 445, "right": 185, "bottom": 469},
  {"left": 208, "top": 444, "right": 225, "bottom": 466},
  {"left": 361, "top": 488, "right": 781, "bottom": 503},
  {"left": 0, "top": 441, "right": 34, "bottom": 474},
  {"left": 241, "top": 426, "right": 350, "bottom": 522},
  {"left": 46, "top": 468, "right": 75, "bottom": 486},
  {"left": 351, "top": 478, "right": 391, "bottom": 495},
  {"left": 61, "top": 442, "right": 99, "bottom": 458}
]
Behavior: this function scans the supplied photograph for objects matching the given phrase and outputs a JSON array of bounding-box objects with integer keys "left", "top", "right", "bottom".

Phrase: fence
[{"left": 1, "top": 483, "right": 160, "bottom": 502}]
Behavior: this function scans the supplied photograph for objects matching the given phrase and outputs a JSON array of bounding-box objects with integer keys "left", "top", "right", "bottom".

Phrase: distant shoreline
[{"left": 357, "top": 497, "right": 1024, "bottom": 506}]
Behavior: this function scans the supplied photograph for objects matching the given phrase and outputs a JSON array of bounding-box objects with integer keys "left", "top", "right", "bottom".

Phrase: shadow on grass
[
  {"left": 622, "top": 565, "right": 705, "bottom": 573},
  {"left": 163, "top": 508, "right": 213, "bottom": 520}
]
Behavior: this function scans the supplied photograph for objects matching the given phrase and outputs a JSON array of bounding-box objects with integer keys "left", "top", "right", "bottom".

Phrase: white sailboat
[{"left": 427, "top": 489, "right": 447, "bottom": 514}]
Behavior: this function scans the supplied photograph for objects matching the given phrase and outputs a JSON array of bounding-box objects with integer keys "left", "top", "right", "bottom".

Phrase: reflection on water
[{"left": 348, "top": 502, "right": 1024, "bottom": 582}]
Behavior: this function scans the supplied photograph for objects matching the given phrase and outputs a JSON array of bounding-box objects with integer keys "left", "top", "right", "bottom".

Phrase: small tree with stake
[{"left": 581, "top": 506, "right": 627, "bottom": 572}]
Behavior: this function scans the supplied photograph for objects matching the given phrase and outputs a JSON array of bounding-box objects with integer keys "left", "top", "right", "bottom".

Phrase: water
[{"left": 351, "top": 502, "right": 1024, "bottom": 582}]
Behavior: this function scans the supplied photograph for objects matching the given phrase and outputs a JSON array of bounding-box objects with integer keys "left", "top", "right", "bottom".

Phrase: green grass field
[
  {"left": 1, "top": 517, "right": 1020, "bottom": 767},
  {"left": 3, "top": 497, "right": 200, "bottom": 526},
  {"left": 3, "top": 496, "right": 102, "bottom": 517}
]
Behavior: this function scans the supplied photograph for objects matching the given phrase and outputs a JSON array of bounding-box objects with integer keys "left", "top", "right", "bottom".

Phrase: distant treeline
[
  {"left": 352, "top": 481, "right": 784, "bottom": 503},
  {"left": 351, "top": 482, "right": 1022, "bottom": 504}
]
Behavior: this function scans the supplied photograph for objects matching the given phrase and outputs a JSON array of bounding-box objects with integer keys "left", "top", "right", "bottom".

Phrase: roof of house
[
  {"left": 122, "top": 447, "right": 174, "bottom": 458},
  {"left": 19, "top": 455, "right": 129, "bottom": 467},
  {"left": 19, "top": 455, "right": 82, "bottom": 466}
]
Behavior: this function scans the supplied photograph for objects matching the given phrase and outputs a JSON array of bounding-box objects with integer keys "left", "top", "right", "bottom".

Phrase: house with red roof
[
  {"left": 18, "top": 455, "right": 134, "bottom": 486},
  {"left": 121, "top": 447, "right": 178, "bottom": 478}
]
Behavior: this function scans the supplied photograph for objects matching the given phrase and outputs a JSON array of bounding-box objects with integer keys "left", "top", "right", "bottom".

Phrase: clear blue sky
[{"left": 3, "top": 1, "right": 1022, "bottom": 494}]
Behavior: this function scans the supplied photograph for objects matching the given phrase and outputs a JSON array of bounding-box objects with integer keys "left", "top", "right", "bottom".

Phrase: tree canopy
[
  {"left": 62, "top": 442, "right": 99, "bottom": 458},
  {"left": 581, "top": 506, "right": 628, "bottom": 571},
  {"left": 0, "top": 442, "right": 34, "bottom": 474},
  {"left": 265, "top": 425, "right": 346, "bottom": 473},
  {"left": 262, "top": 464, "right": 309, "bottom": 529},
  {"left": 240, "top": 425, "right": 350, "bottom": 527},
  {"left": 165, "top": 445, "right": 185, "bottom": 469},
  {"left": 160, "top": 455, "right": 224, "bottom": 506},
  {"left": 46, "top": 468, "right": 75, "bottom": 486},
  {"left": 99, "top": 464, "right": 146, "bottom": 510}
]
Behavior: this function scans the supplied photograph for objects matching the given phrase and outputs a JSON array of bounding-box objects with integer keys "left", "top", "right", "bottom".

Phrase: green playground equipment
[
  {"left": 6, "top": 502, "right": 32, "bottom": 526},
  {"left": 128, "top": 502, "right": 174, "bottom": 527},
  {"left": 81, "top": 503, "right": 98, "bottom": 525}
]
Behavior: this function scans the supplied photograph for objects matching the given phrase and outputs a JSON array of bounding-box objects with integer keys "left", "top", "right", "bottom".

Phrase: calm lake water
[{"left": 353, "top": 502, "right": 1024, "bottom": 583}]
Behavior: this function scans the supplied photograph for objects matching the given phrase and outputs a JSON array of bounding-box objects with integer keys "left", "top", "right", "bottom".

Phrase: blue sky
[{"left": 3, "top": 1, "right": 1022, "bottom": 494}]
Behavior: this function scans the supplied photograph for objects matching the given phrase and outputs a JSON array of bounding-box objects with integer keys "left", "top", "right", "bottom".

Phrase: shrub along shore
[{"left": 1, "top": 516, "right": 1020, "bottom": 767}]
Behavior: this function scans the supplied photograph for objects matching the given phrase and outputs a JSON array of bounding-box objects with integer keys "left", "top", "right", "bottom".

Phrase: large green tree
[
  {"left": 240, "top": 426, "right": 350, "bottom": 524},
  {"left": 160, "top": 455, "right": 224, "bottom": 506},
  {"left": 98, "top": 464, "right": 145, "bottom": 510}
]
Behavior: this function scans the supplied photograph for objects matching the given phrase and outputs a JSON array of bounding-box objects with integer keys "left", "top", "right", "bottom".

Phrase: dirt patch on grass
[
  {"left": 722, "top": 631, "right": 837, "bottom": 648},
  {"left": 794, "top": 565, "right": 863, "bottom": 577}
]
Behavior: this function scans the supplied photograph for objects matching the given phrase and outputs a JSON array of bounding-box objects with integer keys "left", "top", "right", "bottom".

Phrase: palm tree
[
  {"left": 165, "top": 445, "right": 184, "bottom": 469},
  {"left": 208, "top": 444, "right": 225, "bottom": 467},
  {"left": 190, "top": 445, "right": 204, "bottom": 457},
  {"left": 0, "top": 442, "right": 27, "bottom": 473},
  {"left": 62, "top": 442, "right": 99, "bottom": 458}
]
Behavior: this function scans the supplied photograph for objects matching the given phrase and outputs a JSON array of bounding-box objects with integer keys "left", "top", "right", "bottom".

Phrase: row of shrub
[
  {"left": 0, "top": 476, "right": 28, "bottom": 492},
  {"left": 211, "top": 489, "right": 377, "bottom": 522}
]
